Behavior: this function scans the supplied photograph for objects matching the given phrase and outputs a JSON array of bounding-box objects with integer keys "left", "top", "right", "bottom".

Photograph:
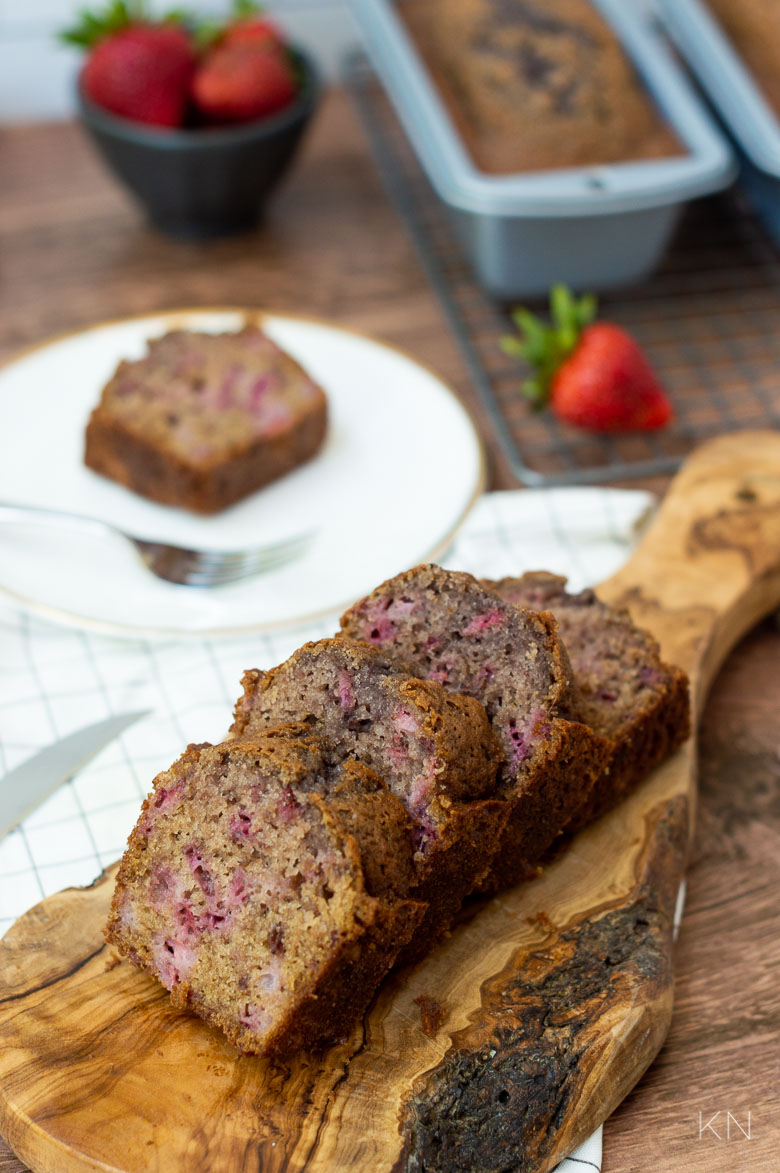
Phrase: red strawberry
[
  {"left": 501, "top": 286, "right": 673, "bottom": 433},
  {"left": 191, "top": 44, "right": 297, "bottom": 124},
  {"left": 550, "top": 322, "right": 672, "bottom": 431},
  {"left": 64, "top": 5, "right": 196, "bottom": 128},
  {"left": 82, "top": 25, "right": 195, "bottom": 126},
  {"left": 222, "top": 16, "right": 285, "bottom": 52}
]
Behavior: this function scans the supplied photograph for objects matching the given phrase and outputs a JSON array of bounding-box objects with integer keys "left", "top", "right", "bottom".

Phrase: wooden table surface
[{"left": 0, "top": 89, "right": 777, "bottom": 1172}]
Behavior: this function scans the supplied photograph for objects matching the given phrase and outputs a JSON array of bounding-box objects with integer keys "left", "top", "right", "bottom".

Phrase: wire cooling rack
[{"left": 344, "top": 53, "right": 780, "bottom": 485}]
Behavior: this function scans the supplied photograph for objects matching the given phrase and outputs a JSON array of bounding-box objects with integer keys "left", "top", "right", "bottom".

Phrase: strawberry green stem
[
  {"left": 61, "top": 0, "right": 268, "bottom": 51},
  {"left": 500, "top": 284, "right": 597, "bottom": 409}
]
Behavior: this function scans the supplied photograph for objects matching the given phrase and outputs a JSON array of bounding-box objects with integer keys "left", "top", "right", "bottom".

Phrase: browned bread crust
[
  {"left": 107, "top": 563, "right": 690, "bottom": 1057},
  {"left": 84, "top": 326, "right": 327, "bottom": 514},
  {"left": 231, "top": 641, "right": 502, "bottom": 806},
  {"left": 106, "top": 731, "right": 425, "bottom": 1056},
  {"left": 484, "top": 571, "right": 691, "bottom": 828},
  {"left": 400, "top": 0, "right": 681, "bottom": 175},
  {"left": 230, "top": 637, "right": 507, "bottom": 953},
  {"left": 483, "top": 713, "right": 614, "bottom": 892},
  {"left": 339, "top": 564, "right": 611, "bottom": 890}
]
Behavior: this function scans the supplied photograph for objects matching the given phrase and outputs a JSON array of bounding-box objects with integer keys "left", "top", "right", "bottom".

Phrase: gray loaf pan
[
  {"left": 348, "top": 0, "right": 735, "bottom": 298},
  {"left": 656, "top": 0, "right": 780, "bottom": 246}
]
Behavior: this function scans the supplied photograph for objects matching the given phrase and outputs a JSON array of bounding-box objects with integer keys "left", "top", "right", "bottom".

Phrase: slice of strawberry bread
[
  {"left": 84, "top": 324, "right": 327, "bottom": 513},
  {"left": 230, "top": 637, "right": 507, "bottom": 952},
  {"left": 106, "top": 727, "right": 425, "bottom": 1057},
  {"left": 339, "top": 564, "right": 610, "bottom": 890},
  {"left": 483, "top": 572, "right": 690, "bottom": 826}
]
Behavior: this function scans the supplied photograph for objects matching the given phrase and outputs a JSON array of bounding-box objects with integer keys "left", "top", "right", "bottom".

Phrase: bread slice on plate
[{"left": 85, "top": 325, "right": 327, "bottom": 513}]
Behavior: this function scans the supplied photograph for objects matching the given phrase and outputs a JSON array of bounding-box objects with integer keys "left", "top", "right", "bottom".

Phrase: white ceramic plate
[{"left": 0, "top": 309, "right": 484, "bottom": 639}]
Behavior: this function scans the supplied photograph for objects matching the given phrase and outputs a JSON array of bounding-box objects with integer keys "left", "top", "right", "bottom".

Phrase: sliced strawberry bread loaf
[
  {"left": 339, "top": 564, "right": 610, "bottom": 890},
  {"left": 85, "top": 324, "right": 327, "bottom": 513},
  {"left": 230, "top": 637, "right": 506, "bottom": 949},
  {"left": 106, "top": 727, "right": 425, "bottom": 1056},
  {"left": 484, "top": 572, "right": 690, "bottom": 826}
]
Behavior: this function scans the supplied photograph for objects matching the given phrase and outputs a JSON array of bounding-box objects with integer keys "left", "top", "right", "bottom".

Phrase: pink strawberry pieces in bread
[
  {"left": 483, "top": 570, "right": 690, "bottom": 825},
  {"left": 229, "top": 637, "right": 506, "bottom": 957},
  {"left": 340, "top": 563, "right": 611, "bottom": 890},
  {"left": 84, "top": 325, "right": 327, "bottom": 514},
  {"left": 106, "top": 728, "right": 425, "bottom": 1057}
]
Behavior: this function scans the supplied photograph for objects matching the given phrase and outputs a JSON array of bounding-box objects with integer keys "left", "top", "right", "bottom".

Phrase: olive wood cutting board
[{"left": 2, "top": 431, "right": 780, "bottom": 1173}]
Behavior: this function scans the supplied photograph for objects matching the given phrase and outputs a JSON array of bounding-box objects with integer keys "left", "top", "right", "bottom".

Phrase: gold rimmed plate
[{"left": 0, "top": 309, "right": 485, "bottom": 640}]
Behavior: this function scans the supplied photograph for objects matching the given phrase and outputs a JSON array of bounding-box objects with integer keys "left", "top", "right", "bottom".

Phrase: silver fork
[{"left": 0, "top": 501, "right": 314, "bottom": 587}]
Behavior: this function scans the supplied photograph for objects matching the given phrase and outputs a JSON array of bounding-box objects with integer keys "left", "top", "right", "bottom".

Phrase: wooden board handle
[
  {"left": 601, "top": 430, "right": 780, "bottom": 711},
  {"left": 395, "top": 431, "right": 780, "bottom": 1172}
]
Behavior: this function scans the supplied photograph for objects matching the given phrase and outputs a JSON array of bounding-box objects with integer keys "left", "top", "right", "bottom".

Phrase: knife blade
[{"left": 0, "top": 710, "right": 150, "bottom": 840}]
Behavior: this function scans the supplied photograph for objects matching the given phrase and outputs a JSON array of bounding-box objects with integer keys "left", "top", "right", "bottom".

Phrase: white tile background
[{"left": 0, "top": 0, "right": 357, "bottom": 121}]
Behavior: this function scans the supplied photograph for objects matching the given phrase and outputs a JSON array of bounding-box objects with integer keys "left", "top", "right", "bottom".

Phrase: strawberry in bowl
[
  {"left": 192, "top": 9, "right": 298, "bottom": 124},
  {"left": 63, "top": 1, "right": 319, "bottom": 238},
  {"left": 67, "top": 10, "right": 197, "bottom": 127}
]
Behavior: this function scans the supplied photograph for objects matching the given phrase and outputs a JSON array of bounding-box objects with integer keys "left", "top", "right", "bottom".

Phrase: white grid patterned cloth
[{"left": 0, "top": 486, "right": 657, "bottom": 1173}]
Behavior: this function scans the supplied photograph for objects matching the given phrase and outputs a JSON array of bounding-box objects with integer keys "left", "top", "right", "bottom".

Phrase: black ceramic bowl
[{"left": 77, "top": 49, "right": 319, "bottom": 240}]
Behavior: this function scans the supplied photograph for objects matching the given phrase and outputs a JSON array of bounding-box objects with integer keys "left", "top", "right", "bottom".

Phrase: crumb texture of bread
[
  {"left": 231, "top": 637, "right": 506, "bottom": 955},
  {"left": 84, "top": 325, "right": 327, "bottom": 513},
  {"left": 484, "top": 571, "right": 691, "bottom": 825},
  {"left": 105, "top": 732, "right": 424, "bottom": 1056},
  {"left": 400, "top": 0, "right": 682, "bottom": 174},
  {"left": 107, "top": 563, "right": 691, "bottom": 1057},
  {"left": 231, "top": 637, "right": 502, "bottom": 812},
  {"left": 339, "top": 565, "right": 610, "bottom": 888}
]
